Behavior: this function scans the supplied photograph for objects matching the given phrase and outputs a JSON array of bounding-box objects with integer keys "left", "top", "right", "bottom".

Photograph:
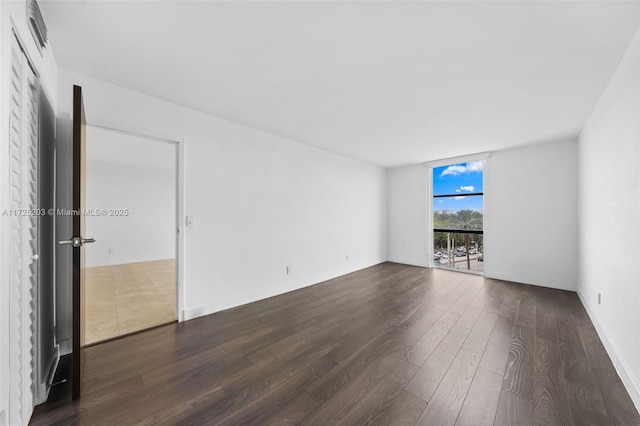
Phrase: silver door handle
[{"left": 58, "top": 236, "right": 96, "bottom": 248}]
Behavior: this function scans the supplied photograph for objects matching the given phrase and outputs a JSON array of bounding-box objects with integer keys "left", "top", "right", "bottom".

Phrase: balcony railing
[{"left": 433, "top": 230, "right": 483, "bottom": 273}]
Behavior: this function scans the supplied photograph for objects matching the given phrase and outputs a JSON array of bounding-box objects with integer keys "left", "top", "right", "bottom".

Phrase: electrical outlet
[
  {"left": 286, "top": 266, "right": 290, "bottom": 275},
  {"left": 597, "top": 293, "right": 602, "bottom": 305}
]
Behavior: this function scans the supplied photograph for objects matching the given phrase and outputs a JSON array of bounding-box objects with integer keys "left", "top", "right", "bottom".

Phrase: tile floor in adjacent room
[{"left": 84, "top": 259, "right": 176, "bottom": 345}]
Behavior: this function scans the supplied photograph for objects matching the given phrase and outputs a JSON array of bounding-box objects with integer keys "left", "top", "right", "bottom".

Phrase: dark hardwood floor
[{"left": 30, "top": 262, "right": 640, "bottom": 425}]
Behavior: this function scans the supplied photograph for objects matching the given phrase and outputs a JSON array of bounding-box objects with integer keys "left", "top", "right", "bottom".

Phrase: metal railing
[{"left": 433, "top": 230, "right": 483, "bottom": 273}]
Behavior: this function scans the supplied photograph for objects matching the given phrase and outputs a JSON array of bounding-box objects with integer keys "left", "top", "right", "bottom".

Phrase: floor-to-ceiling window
[{"left": 431, "top": 159, "right": 484, "bottom": 273}]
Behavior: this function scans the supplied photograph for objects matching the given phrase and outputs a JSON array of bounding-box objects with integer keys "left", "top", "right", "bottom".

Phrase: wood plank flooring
[{"left": 30, "top": 262, "right": 640, "bottom": 425}]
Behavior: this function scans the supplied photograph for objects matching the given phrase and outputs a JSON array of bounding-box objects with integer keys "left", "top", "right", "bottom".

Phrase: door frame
[{"left": 83, "top": 120, "right": 186, "bottom": 323}]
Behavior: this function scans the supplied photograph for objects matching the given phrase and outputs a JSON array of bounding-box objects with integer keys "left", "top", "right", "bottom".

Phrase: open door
[{"left": 61, "top": 85, "right": 94, "bottom": 399}]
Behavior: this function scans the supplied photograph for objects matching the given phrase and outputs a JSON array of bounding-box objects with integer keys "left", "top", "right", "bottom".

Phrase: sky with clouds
[{"left": 433, "top": 161, "right": 483, "bottom": 212}]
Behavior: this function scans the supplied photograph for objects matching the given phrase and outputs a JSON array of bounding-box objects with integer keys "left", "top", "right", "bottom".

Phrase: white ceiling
[{"left": 41, "top": 1, "right": 639, "bottom": 168}]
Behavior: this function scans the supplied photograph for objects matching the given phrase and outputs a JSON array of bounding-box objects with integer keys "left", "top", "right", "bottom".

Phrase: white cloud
[
  {"left": 467, "top": 161, "right": 483, "bottom": 172},
  {"left": 440, "top": 161, "right": 483, "bottom": 177},
  {"left": 455, "top": 189, "right": 461, "bottom": 193},
  {"left": 454, "top": 196, "right": 466, "bottom": 200},
  {"left": 440, "top": 165, "right": 467, "bottom": 177},
  {"left": 459, "top": 185, "right": 475, "bottom": 192}
]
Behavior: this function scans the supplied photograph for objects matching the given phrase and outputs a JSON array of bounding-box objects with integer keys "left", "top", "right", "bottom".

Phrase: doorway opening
[
  {"left": 430, "top": 157, "right": 485, "bottom": 274},
  {"left": 83, "top": 125, "right": 178, "bottom": 345}
]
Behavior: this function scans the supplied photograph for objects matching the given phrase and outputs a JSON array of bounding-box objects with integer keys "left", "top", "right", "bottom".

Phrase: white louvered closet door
[{"left": 9, "top": 34, "right": 39, "bottom": 426}]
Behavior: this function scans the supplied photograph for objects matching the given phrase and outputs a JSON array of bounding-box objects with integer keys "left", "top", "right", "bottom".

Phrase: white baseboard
[
  {"left": 576, "top": 287, "right": 640, "bottom": 413},
  {"left": 183, "top": 259, "right": 386, "bottom": 321},
  {"left": 386, "top": 256, "right": 429, "bottom": 268},
  {"left": 484, "top": 269, "right": 576, "bottom": 292}
]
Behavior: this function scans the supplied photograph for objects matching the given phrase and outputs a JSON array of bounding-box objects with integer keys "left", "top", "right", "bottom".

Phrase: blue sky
[{"left": 433, "top": 161, "right": 483, "bottom": 212}]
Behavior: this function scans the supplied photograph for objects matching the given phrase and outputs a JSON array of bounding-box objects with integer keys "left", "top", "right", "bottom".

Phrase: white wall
[
  {"left": 56, "top": 70, "right": 387, "bottom": 327},
  {"left": 484, "top": 140, "right": 578, "bottom": 291},
  {"left": 578, "top": 30, "right": 640, "bottom": 410},
  {"left": 0, "top": 2, "right": 58, "bottom": 425},
  {"left": 85, "top": 126, "right": 176, "bottom": 267},
  {"left": 387, "top": 165, "right": 428, "bottom": 267},
  {"left": 386, "top": 140, "right": 578, "bottom": 291}
]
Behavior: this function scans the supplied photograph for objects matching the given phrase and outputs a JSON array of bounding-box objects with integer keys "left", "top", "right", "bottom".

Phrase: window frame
[{"left": 425, "top": 153, "right": 489, "bottom": 272}]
